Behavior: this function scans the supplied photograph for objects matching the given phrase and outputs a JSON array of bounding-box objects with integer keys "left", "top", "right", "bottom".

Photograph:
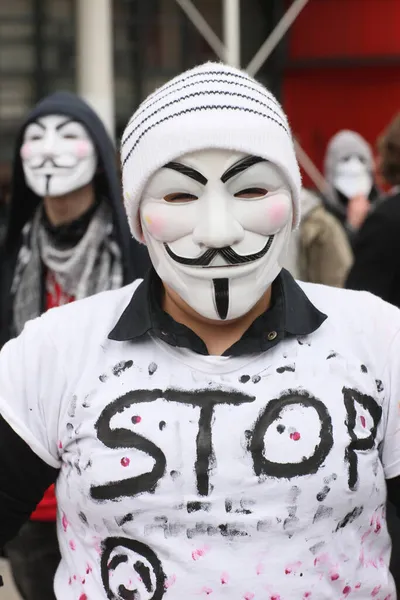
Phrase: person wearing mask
[
  {"left": 283, "top": 187, "right": 353, "bottom": 286},
  {"left": 0, "top": 91, "right": 150, "bottom": 600},
  {"left": 346, "top": 114, "right": 400, "bottom": 306},
  {"left": 0, "top": 63, "right": 400, "bottom": 600},
  {"left": 324, "top": 130, "right": 379, "bottom": 242}
]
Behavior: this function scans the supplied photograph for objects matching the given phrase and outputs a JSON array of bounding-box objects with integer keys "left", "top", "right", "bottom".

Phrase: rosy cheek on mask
[
  {"left": 236, "top": 193, "right": 291, "bottom": 236},
  {"left": 141, "top": 202, "right": 196, "bottom": 242},
  {"left": 20, "top": 142, "right": 33, "bottom": 160},
  {"left": 142, "top": 212, "right": 166, "bottom": 238},
  {"left": 74, "top": 140, "right": 92, "bottom": 159},
  {"left": 265, "top": 200, "right": 291, "bottom": 230}
]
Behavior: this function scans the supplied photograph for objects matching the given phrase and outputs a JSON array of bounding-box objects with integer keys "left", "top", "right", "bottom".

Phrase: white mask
[
  {"left": 140, "top": 149, "right": 293, "bottom": 321},
  {"left": 20, "top": 114, "right": 97, "bottom": 197},
  {"left": 333, "top": 155, "right": 373, "bottom": 199}
]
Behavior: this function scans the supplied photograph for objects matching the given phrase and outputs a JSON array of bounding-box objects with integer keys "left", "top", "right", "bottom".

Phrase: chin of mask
[
  {"left": 333, "top": 155, "right": 373, "bottom": 199},
  {"left": 20, "top": 114, "right": 97, "bottom": 197},
  {"left": 140, "top": 149, "right": 293, "bottom": 322}
]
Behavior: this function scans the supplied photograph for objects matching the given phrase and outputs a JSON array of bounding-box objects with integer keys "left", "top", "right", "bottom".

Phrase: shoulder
[
  {"left": 300, "top": 281, "right": 400, "bottom": 349},
  {"left": 300, "top": 280, "right": 392, "bottom": 314},
  {"left": 368, "top": 193, "right": 400, "bottom": 221},
  {"left": 303, "top": 205, "right": 343, "bottom": 232},
  {"left": 39, "top": 279, "right": 143, "bottom": 342},
  {"left": 354, "top": 195, "right": 400, "bottom": 251},
  {"left": 301, "top": 206, "right": 348, "bottom": 248}
]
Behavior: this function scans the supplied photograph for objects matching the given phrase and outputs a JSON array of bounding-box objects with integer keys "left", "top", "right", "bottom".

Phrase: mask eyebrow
[
  {"left": 55, "top": 118, "right": 77, "bottom": 131},
  {"left": 221, "top": 155, "right": 265, "bottom": 183},
  {"left": 164, "top": 161, "right": 208, "bottom": 186},
  {"left": 29, "top": 120, "right": 46, "bottom": 130}
]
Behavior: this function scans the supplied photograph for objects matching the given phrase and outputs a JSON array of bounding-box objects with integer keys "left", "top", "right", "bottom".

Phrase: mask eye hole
[
  {"left": 164, "top": 192, "right": 198, "bottom": 203},
  {"left": 234, "top": 187, "right": 268, "bottom": 199},
  {"left": 63, "top": 133, "right": 79, "bottom": 140}
]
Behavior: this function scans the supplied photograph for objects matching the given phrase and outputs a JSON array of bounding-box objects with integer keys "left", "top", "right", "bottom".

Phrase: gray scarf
[{"left": 12, "top": 201, "right": 123, "bottom": 336}]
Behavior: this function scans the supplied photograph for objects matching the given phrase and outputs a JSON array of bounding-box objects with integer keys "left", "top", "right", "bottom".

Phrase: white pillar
[
  {"left": 223, "top": 0, "right": 241, "bottom": 67},
  {"left": 76, "top": 0, "right": 115, "bottom": 139}
]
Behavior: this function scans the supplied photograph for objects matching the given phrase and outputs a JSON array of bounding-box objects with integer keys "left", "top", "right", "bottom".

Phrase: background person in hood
[
  {"left": 283, "top": 187, "right": 353, "bottom": 286},
  {"left": 324, "top": 130, "right": 379, "bottom": 240},
  {"left": 0, "top": 91, "right": 150, "bottom": 600}
]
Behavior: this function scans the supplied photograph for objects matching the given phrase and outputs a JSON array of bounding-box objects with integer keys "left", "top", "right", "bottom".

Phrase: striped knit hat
[{"left": 121, "top": 62, "right": 301, "bottom": 240}]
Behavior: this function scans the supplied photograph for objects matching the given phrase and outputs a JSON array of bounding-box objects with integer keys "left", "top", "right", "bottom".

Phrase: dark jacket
[
  {"left": 346, "top": 191, "right": 400, "bottom": 307},
  {"left": 0, "top": 91, "right": 150, "bottom": 347},
  {"left": 0, "top": 202, "right": 7, "bottom": 250},
  {"left": 324, "top": 186, "right": 380, "bottom": 249}
]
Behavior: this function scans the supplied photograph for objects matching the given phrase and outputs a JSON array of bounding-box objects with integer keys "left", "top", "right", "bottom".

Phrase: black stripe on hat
[
  {"left": 123, "top": 104, "right": 290, "bottom": 167},
  {"left": 128, "top": 78, "right": 286, "bottom": 131},
  {"left": 128, "top": 70, "right": 281, "bottom": 127},
  {"left": 122, "top": 89, "right": 289, "bottom": 149},
  {"left": 140, "top": 68, "right": 279, "bottom": 109}
]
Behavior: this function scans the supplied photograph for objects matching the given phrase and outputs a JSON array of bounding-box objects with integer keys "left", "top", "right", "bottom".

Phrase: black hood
[{"left": 4, "top": 91, "right": 143, "bottom": 282}]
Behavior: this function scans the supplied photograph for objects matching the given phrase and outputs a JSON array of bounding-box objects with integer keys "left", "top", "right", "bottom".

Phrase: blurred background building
[
  {"left": 0, "top": 0, "right": 286, "bottom": 185},
  {"left": 1, "top": 0, "right": 400, "bottom": 189}
]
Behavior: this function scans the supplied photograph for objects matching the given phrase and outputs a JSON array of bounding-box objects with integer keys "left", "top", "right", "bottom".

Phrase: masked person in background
[
  {"left": 0, "top": 91, "right": 149, "bottom": 600},
  {"left": 324, "top": 130, "right": 379, "bottom": 242},
  {"left": 1, "top": 63, "right": 400, "bottom": 600},
  {"left": 346, "top": 113, "right": 400, "bottom": 307}
]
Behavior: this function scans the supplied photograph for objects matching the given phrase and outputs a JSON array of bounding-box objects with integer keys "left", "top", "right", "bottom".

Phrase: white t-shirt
[{"left": 1, "top": 280, "right": 400, "bottom": 600}]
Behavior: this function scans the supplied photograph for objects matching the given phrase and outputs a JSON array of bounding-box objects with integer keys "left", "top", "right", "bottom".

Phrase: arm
[
  {"left": 346, "top": 207, "right": 398, "bottom": 302},
  {"left": 382, "top": 327, "right": 400, "bottom": 590},
  {"left": 381, "top": 326, "right": 400, "bottom": 509},
  {"left": 0, "top": 416, "right": 58, "bottom": 545},
  {"left": 0, "top": 318, "right": 62, "bottom": 550},
  {"left": 387, "top": 477, "right": 400, "bottom": 517}
]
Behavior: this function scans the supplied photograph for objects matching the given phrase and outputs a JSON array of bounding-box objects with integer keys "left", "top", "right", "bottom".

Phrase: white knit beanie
[{"left": 121, "top": 62, "right": 301, "bottom": 240}]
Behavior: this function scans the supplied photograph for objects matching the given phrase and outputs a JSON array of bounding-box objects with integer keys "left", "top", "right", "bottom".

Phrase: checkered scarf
[{"left": 11, "top": 200, "right": 123, "bottom": 336}]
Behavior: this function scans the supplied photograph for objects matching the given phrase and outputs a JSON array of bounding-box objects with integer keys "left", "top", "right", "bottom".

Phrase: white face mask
[
  {"left": 333, "top": 155, "right": 373, "bottom": 199},
  {"left": 21, "top": 114, "right": 97, "bottom": 197},
  {"left": 140, "top": 149, "right": 293, "bottom": 321}
]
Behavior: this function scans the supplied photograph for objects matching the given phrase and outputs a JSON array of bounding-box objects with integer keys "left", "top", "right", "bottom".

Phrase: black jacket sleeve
[
  {"left": 0, "top": 415, "right": 58, "bottom": 548},
  {"left": 387, "top": 477, "right": 400, "bottom": 516},
  {"left": 346, "top": 203, "right": 399, "bottom": 304}
]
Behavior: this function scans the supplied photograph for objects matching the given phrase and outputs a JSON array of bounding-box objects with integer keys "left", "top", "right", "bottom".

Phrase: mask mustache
[
  {"left": 30, "top": 157, "right": 76, "bottom": 170},
  {"left": 164, "top": 235, "right": 274, "bottom": 267}
]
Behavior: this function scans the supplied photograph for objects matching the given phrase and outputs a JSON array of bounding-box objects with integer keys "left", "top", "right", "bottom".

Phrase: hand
[{"left": 347, "top": 194, "right": 371, "bottom": 230}]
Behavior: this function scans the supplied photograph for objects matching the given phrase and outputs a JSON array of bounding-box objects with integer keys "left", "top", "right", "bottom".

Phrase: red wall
[
  {"left": 287, "top": 0, "right": 400, "bottom": 60},
  {"left": 282, "top": 0, "right": 400, "bottom": 186}
]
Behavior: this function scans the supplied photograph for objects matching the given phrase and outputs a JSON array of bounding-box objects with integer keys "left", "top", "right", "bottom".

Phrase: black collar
[{"left": 108, "top": 268, "right": 327, "bottom": 356}]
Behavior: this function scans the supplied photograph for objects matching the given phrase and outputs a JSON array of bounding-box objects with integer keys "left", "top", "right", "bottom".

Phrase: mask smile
[
  {"left": 164, "top": 235, "right": 275, "bottom": 267},
  {"left": 30, "top": 157, "right": 77, "bottom": 171}
]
